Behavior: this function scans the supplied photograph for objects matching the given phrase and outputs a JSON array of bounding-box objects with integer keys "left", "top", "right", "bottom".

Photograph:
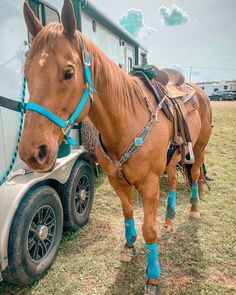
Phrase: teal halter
[{"left": 26, "top": 39, "right": 96, "bottom": 146}]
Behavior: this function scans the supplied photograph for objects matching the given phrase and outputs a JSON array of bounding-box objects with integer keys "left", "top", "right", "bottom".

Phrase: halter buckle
[
  {"left": 82, "top": 50, "right": 91, "bottom": 67},
  {"left": 89, "top": 87, "right": 94, "bottom": 98},
  {"left": 86, "top": 83, "right": 94, "bottom": 98},
  {"left": 61, "top": 121, "right": 71, "bottom": 136}
]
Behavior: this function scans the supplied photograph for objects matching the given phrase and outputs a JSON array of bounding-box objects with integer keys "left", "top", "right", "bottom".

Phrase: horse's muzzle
[{"left": 19, "top": 142, "right": 56, "bottom": 173}]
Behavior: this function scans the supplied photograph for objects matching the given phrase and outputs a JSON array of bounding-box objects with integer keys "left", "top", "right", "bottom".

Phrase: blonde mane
[{"left": 82, "top": 33, "right": 148, "bottom": 110}]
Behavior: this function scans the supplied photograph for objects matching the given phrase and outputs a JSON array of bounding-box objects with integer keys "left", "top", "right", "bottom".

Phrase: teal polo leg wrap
[
  {"left": 191, "top": 182, "right": 199, "bottom": 206},
  {"left": 146, "top": 243, "right": 161, "bottom": 279},
  {"left": 166, "top": 191, "right": 176, "bottom": 219},
  {"left": 125, "top": 218, "right": 137, "bottom": 245}
]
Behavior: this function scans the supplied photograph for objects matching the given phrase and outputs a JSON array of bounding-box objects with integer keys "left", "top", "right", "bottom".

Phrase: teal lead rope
[{"left": 0, "top": 77, "right": 26, "bottom": 186}]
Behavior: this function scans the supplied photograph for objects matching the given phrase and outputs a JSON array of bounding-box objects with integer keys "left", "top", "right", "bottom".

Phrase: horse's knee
[
  {"left": 168, "top": 171, "right": 178, "bottom": 184},
  {"left": 108, "top": 175, "right": 134, "bottom": 219},
  {"left": 118, "top": 194, "right": 133, "bottom": 219},
  {"left": 167, "top": 167, "right": 178, "bottom": 189},
  {"left": 142, "top": 223, "right": 157, "bottom": 244}
]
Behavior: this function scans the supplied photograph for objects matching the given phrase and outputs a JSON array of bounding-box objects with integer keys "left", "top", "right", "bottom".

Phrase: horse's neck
[{"left": 87, "top": 42, "right": 150, "bottom": 158}]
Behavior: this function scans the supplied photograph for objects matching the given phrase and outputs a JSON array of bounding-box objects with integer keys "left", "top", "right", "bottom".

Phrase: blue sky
[{"left": 91, "top": 0, "right": 236, "bottom": 82}]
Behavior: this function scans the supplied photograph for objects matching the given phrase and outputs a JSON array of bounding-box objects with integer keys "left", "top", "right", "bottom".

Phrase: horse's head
[{"left": 19, "top": 0, "right": 92, "bottom": 172}]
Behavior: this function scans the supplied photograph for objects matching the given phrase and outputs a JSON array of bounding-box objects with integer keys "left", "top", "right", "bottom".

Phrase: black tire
[
  {"left": 61, "top": 160, "right": 94, "bottom": 231},
  {"left": 3, "top": 186, "right": 63, "bottom": 285}
]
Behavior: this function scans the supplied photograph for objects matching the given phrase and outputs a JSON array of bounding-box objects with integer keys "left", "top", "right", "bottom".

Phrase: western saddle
[{"left": 131, "top": 58, "right": 198, "bottom": 165}]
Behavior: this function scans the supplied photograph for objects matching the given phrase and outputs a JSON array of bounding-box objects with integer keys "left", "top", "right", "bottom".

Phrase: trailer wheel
[
  {"left": 3, "top": 186, "right": 63, "bottom": 285},
  {"left": 61, "top": 160, "right": 94, "bottom": 231}
]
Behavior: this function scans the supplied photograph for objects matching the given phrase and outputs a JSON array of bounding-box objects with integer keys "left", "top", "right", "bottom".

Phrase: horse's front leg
[
  {"left": 108, "top": 175, "right": 137, "bottom": 262},
  {"left": 139, "top": 174, "right": 161, "bottom": 295}
]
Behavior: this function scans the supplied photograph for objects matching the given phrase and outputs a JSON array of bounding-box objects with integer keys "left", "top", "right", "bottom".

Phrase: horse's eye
[{"left": 64, "top": 70, "right": 74, "bottom": 80}]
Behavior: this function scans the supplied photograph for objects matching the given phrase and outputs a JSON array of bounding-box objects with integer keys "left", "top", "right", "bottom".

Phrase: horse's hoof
[
  {"left": 144, "top": 282, "right": 161, "bottom": 295},
  {"left": 189, "top": 211, "right": 200, "bottom": 219},
  {"left": 120, "top": 244, "right": 136, "bottom": 262},
  {"left": 162, "top": 222, "right": 173, "bottom": 232}
]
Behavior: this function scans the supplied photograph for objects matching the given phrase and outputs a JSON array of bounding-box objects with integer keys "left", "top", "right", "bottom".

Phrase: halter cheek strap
[{"left": 26, "top": 38, "right": 96, "bottom": 146}]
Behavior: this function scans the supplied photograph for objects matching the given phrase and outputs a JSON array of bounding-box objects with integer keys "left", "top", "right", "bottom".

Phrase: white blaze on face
[{"left": 39, "top": 52, "right": 49, "bottom": 67}]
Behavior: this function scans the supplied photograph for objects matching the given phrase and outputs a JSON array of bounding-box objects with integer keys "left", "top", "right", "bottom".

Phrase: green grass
[{"left": 1, "top": 103, "right": 236, "bottom": 295}]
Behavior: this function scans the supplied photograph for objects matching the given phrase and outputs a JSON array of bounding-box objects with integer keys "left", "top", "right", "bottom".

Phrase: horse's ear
[
  {"left": 61, "top": 0, "right": 77, "bottom": 38},
  {"left": 23, "top": 1, "right": 43, "bottom": 38}
]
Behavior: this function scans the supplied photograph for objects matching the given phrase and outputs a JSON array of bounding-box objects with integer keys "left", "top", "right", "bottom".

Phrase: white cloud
[
  {"left": 119, "top": 8, "right": 157, "bottom": 38},
  {"left": 159, "top": 4, "right": 189, "bottom": 26}
]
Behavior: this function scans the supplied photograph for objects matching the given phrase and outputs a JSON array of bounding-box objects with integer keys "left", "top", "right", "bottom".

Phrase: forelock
[{"left": 28, "top": 23, "right": 64, "bottom": 58}]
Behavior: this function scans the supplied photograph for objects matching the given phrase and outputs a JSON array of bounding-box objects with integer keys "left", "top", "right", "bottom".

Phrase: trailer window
[
  {"left": 29, "top": 1, "right": 43, "bottom": 21},
  {"left": 45, "top": 6, "right": 60, "bottom": 24},
  {"left": 29, "top": 1, "right": 59, "bottom": 25},
  {"left": 28, "top": 1, "right": 59, "bottom": 42}
]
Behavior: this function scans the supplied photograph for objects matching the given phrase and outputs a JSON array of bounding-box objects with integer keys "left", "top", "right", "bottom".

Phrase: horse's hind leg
[
  {"left": 189, "top": 146, "right": 205, "bottom": 219},
  {"left": 163, "top": 160, "right": 178, "bottom": 232},
  {"left": 108, "top": 175, "right": 137, "bottom": 262}
]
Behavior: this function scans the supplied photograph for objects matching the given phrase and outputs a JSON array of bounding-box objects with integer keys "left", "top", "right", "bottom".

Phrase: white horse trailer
[{"left": 0, "top": 0, "right": 146, "bottom": 285}]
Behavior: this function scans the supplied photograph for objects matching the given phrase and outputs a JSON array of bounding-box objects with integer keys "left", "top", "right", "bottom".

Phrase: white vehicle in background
[{"left": 0, "top": 0, "right": 146, "bottom": 285}]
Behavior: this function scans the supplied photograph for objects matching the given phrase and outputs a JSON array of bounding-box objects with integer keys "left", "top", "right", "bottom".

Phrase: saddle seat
[{"left": 155, "top": 68, "right": 195, "bottom": 100}]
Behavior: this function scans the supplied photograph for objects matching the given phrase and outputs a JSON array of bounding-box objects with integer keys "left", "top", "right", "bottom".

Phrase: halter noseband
[{"left": 25, "top": 38, "right": 96, "bottom": 146}]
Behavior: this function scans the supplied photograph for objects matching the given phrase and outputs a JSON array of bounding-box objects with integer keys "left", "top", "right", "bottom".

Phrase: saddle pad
[{"left": 131, "top": 64, "right": 158, "bottom": 80}]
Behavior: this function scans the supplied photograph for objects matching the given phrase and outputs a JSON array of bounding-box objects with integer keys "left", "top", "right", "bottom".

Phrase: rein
[{"left": 26, "top": 38, "right": 96, "bottom": 146}]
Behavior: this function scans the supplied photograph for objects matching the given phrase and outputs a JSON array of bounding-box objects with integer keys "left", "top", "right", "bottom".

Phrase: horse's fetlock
[{"left": 143, "top": 225, "right": 157, "bottom": 244}]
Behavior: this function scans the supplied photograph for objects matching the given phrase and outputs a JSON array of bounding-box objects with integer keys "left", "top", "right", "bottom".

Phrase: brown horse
[{"left": 19, "top": 1, "right": 212, "bottom": 294}]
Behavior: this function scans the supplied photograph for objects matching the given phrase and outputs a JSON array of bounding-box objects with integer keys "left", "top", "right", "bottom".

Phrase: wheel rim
[
  {"left": 75, "top": 175, "right": 91, "bottom": 215},
  {"left": 27, "top": 206, "right": 56, "bottom": 261}
]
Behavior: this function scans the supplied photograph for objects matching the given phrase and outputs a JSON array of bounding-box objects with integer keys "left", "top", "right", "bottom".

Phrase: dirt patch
[
  {"left": 170, "top": 275, "right": 191, "bottom": 288},
  {"left": 211, "top": 101, "right": 236, "bottom": 108},
  {"left": 161, "top": 265, "right": 192, "bottom": 290},
  {"left": 210, "top": 267, "right": 236, "bottom": 289}
]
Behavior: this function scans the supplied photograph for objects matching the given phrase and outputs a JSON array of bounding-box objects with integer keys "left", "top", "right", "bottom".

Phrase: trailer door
[
  {"left": 125, "top": 46, "right": 134, "bottom": 73},
  {"left": 0, "top": 0, "right": 29, "bottom": 177}
]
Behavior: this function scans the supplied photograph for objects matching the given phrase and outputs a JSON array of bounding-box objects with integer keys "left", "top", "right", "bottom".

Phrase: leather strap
[{"left": 131, "top": 71, "right": 173, "bottom": 122}]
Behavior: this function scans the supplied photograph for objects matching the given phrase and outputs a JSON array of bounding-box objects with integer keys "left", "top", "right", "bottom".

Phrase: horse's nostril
[{"left": 37, "top": 144, "right": 49, "bottom": 163}]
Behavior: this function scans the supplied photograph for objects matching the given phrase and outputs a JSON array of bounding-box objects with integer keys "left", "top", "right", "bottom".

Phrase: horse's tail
[{"left": 183, "top": 163, "right": 192, "bottom": 187}]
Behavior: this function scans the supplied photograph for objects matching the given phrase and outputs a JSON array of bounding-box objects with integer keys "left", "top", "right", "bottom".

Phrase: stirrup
[{"left": 184, "top": 142, "right": 195, "bottom": 164}]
